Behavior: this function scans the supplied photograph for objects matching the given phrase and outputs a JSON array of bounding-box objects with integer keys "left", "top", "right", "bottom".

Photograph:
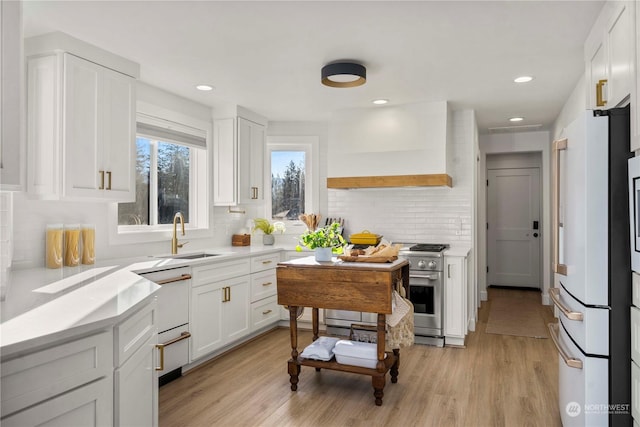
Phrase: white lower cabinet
[
  {"left": 251, "top": 295, "right": 280, "bottom": 330},
  {"left": 115, "top": 334, "right": 158, "bottom": 427},
  {"left": 190, "top": 260, "right": 251, "bottom": 361},
  {"left": 1, "top": 298, "right": 157, "bottom": 427},
  {"left": 444, "top": 255, "right": 467, "bottom": 346},
  {"left": 1, "top": 377, "right": 112, "bottom": 427},
  {"left": 632, "top": 360, "right": 640, "bottom": 421}
]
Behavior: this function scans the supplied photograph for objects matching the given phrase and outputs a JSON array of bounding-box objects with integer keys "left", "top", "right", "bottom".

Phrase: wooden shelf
[{"left": 327, "top": 174, "right": 452, "bottom": 189}]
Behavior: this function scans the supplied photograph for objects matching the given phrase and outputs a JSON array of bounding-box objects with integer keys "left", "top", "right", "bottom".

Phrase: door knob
[{"left": 533, "top": 233, "right": 539, "bottom": 238}]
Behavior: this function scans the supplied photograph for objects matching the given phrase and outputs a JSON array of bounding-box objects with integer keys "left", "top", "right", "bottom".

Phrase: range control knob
[
  {"left": 417, "top": 260, "right": 426, "bottom": 269},
  {"left": 427, "top": 260, "right": 437, "bottom": 270}
]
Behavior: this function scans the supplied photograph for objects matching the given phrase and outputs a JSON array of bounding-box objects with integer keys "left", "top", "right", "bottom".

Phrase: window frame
[
  {"left": 265, "top": 136, "right": 319, "bottom": 235},
  {"left": 108, "top": 108, "right": 212, "bottom": 245}
]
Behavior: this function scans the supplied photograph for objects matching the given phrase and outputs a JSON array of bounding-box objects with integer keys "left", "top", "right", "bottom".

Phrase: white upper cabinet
[
  {"left": 237, "top": 117, "right": 265, "bottom": 204},
  {"left": 62, "top": 54, "right": 135, "bottom": 200},
  {"left": 632, "top": 1, "right": 640, "bottom": 152},
  {"left": 0, "top": 0, "right": 24, "bottom": 191},
  {"left": 585, "top": 1, "right": 634, "bottom": 110},
  {"left": 212, "top": 109, "right": 266, "bottom": 206},
  {"left": 25, "top": 32, "right": 138, "bottom": 201}
]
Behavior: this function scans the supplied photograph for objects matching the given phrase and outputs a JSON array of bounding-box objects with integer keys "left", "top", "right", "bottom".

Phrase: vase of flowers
[
  {"left": 252, "top": 218, "right": 285, "bottom": 245},
  {"left": 296, "top": 222, "right": 346, "bottom": 261}
]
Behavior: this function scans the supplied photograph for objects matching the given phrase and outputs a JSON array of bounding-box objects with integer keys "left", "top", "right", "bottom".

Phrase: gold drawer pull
[
  {"left": 262, "top": 281, "right": 273, "bottom": 287},
  {"left": 262, "top": 260, "right": 272, "bottom": 265},
  {"left": 155, "top": 332, "right": 191, "bottom": 371},
  {"left": 106, "top": 171, "right": 112, "bottom": 190},
  {"left": 262, "top": 309, "right": 272, "bottom": 315},
  {"left": 99, "top": 170, "right": 105, "bottom": 190}
]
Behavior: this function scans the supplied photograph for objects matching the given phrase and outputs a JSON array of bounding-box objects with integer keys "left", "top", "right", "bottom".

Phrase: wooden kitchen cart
[{"left": 276, "top": 256, "right": 409, "bottom": 406}]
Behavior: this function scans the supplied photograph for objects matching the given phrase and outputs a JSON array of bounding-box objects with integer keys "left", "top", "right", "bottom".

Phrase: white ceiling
[{"left": 22, "top": 0, "right": 604, "bottom": 133}]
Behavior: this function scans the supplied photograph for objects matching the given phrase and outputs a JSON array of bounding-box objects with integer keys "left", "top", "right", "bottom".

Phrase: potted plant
[
  {"left": 252, "top": 218, "right": 286, "bottom": 245},
  {"left": 296, "top": 222, "right": 346, "bottom": 261}
]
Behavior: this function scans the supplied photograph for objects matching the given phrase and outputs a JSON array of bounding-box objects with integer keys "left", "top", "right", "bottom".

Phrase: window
[
  {"left": 118, "top": 137, "right": 192, "bottom": 225},
  {"left": 266, "top": 136, "right": 318, "bottom": 227},
  {"left": 114, "top": 113, "right": 209, "bottom": 239}
]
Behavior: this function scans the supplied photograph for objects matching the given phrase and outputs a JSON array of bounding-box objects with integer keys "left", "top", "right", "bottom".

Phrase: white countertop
[
  {"left": 444, "top": 246, "right": 472, "bottom": 257},
  {"left": 0, "top": 245, "right": 284, "bottom": 358}
]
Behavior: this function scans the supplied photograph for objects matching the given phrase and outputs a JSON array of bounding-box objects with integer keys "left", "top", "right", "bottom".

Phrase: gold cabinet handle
[
  {"left": 552, "top": 138, "right": 568, "bottom": 275},
  {"left": 262, "top": 260, "right": 272, "bottom": 265},
  {"left": 106, "top": 171, "right": 112, "bottom": 190},
  {"left": 155, "top": 274, "right": 192, "bottom": 285},
  {"left": 262, "top": 281, "right": 273, "bottom": 287},
  {"left": 596, "top": 79, "right": 607, "bottom": 107},
  {"left": 227, "top": 286, "right": 231, "bottom": 301},
  {"left": 549, "top": 288, "right": 583, "bottom": 321},
  {"left": 155, "top": 344, "right": 165, "bottom": 371},
  {"left": 155, "top": 332, "right": 191, "bottom": 371},
  {"left": 262, "top": 309, "right": 272, "bottom": 315},
  {"left": 251, "top": 187, "right": 258, "bottom": 199},
  {"left": 222, "top": 286, "right": 231, "bottom": 302},
  {"left": 548, "top": 323, "right": 583, "bottom": 369},
  {"left": 99, "top": 170, "right": 105, "bottom": 190}
]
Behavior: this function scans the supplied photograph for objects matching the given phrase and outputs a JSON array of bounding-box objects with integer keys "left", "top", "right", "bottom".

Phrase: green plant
[
  {"left": 296, "top": 222, "right": 345, "bottom": 253},
  {"left": 252, "top": 218, "right": 285, "bottom": 235}
]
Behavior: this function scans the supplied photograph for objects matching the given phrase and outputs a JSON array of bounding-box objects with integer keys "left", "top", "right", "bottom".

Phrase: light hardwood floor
[{"left": 159, "top": 288, "right": 561, "bottom": 427}]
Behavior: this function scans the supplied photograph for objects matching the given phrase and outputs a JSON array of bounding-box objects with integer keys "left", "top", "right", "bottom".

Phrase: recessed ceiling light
[
  {"left": 509, "top": 117, "right": 524, "bottom": 122},
  {"left": 372, "top": 99, "right": 388, "bottom": 105},
  {"left": 514, "top": 76, "right": 533, "bottom": 83},
  {"left": 196, "top": 84, "right": 214, "bottom": 91}
]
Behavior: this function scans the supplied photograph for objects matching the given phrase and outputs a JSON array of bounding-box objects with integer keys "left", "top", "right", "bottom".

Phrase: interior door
[{"left": 487, "top": 167, "right": 541, "bottom": 288}]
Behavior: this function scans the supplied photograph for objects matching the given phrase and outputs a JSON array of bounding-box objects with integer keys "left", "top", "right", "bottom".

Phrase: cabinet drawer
[
  {"left": 634, "top": 272, "right": 640, "bottom": 308},
  {"left": 114, "top": 300, "right": 156, "bottom": 366},
  {"left": 251, "top": 269, "right": 277, "bottom": 302},
  {"left": 633, "top": 306, "right": 640, "bottom": 362},
  {"left": 251, "top": 253, "right": 280, "bottom": 273},
  {"left": 251, "top": 295, "right": 280, "bottom": 331},
  {"left": 1, "top": 330, "right": 112, "bottom": 417},
  {"left": 192, "top": 258, "right": 250, "bottom": 286},
  {"left": 633, "top": 360, "right": 640, "bottom": 422}
]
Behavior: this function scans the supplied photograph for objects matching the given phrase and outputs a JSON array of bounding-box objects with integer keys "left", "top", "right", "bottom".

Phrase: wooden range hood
[{"left": 327, "top": 173, "right": 452, "bottom": 189}]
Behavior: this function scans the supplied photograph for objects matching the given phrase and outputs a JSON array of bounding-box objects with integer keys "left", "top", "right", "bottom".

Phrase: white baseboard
[{"left": 480, "top": 290, "right": 488, "bottom": 301}]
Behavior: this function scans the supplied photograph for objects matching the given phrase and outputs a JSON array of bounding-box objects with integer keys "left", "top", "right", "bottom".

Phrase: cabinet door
[
  {"left": 213, "top": 118, "right": 237, "bottom": 205},
  {"left": 63, "top": 53, "right": 102, "bottom": 199},
  {"left": 223, "top": 276, "right": 251, "bottom": 342},
  {"left": 606, "top": 1, "right": 633, "bottom": 108},
  {"left": 114, "top": 334, "right": 158, "bottom": 427},
  {"left": 27, "top": 54, "right": 61, "bottom": 197},
  {"left": 444, "top": 256, "right": 466, "bottom": 340},
  {"left": 101, "top": 67, "right": 135, "bottom": 201},
  {"left": 587, "top": 39, "right": 608, "bottom": 109},
  {"left": 0, "top": 0, "right": 23, "bottom": 191},
  {"left": 632, "top": 1, "right": 640, "bottom": 152},
  {"left": 1, "top": 377, "right": 112, "bottom": 427},
  {"left": 237, "top": 117, "right": 265, "bottom": 204},
  {"left": 190, "top": 283, "right": 224, "bottom": 360}
]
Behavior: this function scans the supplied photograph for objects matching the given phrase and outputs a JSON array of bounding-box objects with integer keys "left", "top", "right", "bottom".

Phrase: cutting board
[{"left": 337, "top": 255, "right": 398, "bottom": 263}]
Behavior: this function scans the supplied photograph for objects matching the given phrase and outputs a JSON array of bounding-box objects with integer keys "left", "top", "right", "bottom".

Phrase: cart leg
[
  {"left": 312, "top": 307, "right": 319, "bottom": 341},
  {"left": 390, "top": 349, "right": 400, "bottom": 383},
  {"left": 372, "top": 375, "right": 385, "bottom": 406},
  {"left": 288, "top": 360, "right": 300, "bottom": 391}
]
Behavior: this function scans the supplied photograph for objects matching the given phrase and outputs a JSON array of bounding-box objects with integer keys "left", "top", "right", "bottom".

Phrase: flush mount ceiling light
[
  {"left": 196, "top": 84, "right": 214, "bottom": 91},
  {"left": 509, "top": 117, "right": 524, "bottom": 122},
  {"left": 321, "top": 62, "right": 366, "bottom": 88},
  {"left": 514, "top": 76, "right": 534, "bottom": 83},
  {"left": 372, "top": 99, "right": 388, "bottom": 105}
]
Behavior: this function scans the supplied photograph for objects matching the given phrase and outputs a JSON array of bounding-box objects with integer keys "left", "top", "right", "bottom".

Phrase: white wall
[
  {"left": 478, "top": 131, "right": 551, "bottom": 304},
  {"left": 552, "top": 73, "right": 587, "bottom": 139}
]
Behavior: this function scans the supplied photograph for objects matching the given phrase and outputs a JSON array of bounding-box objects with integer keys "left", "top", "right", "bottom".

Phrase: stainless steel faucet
[{"left": 171, "top": 212, "right": 187, "bottom": 254}]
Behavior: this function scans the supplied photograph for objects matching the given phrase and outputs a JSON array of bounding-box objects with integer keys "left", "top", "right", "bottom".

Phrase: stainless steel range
[
  {"left": 325, "top": 243, "right": 448, "bottom": 347},
  {"left": 400, "top": 243, "right": 448, "bottom": 347}
]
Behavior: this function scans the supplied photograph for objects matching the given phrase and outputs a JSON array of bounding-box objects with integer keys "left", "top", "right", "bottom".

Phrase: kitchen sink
[{"left": 158, "top": 252, "right": 223, "bottom": 260}]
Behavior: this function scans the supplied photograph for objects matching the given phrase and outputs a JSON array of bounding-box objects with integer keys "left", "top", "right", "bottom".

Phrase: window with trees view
[
  {"left": 271, "top": 151, "right": 305, "bottom": 220},
  {"left": 267, "top": 136, "right": 316, "bottom": 225},
  {"left": 118, "top": 137, "right": 193, "bottom": 226}
]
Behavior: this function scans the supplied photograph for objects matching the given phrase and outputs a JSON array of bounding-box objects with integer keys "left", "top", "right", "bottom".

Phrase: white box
[{"left": 332, "top": 340, "right": 385, "bottom": 369}]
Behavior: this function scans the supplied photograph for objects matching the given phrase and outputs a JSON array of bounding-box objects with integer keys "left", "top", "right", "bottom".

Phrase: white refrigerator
[{"left": 550, "top": 106, "right": 631, "bottom": 426}]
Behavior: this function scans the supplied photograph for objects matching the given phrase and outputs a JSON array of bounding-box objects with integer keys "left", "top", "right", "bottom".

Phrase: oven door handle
[
  {"left": 548, "top": 323, "right": 582, "bottom": 369},
  {"left": 410, "top": 274, "right": 438, "bottom": 280}
]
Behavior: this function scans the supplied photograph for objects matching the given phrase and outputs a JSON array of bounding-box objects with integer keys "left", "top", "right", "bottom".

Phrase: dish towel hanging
[{"left": 386, "top": 279, "right": 415, "bottom": 349}]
